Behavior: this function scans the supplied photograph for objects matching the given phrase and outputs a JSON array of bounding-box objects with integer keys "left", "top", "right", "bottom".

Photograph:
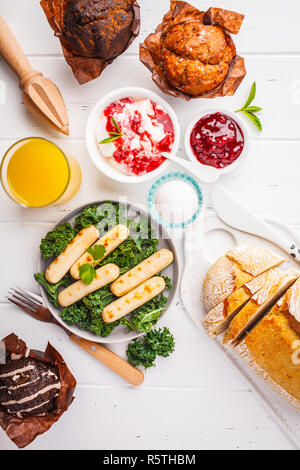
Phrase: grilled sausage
[
  {"left": 58, "top": 264, "right": 120, "bottom": 307},
  {"left": 110, "top": 249, "right": 173, "bottom": 297},
  {"left": 45, "top": 225, "right": 99, "bottom": 284},
  {"left": 70, "top": 224, "right": 129, "bottom": 279},
  {"left": 102, "top": 276, "right": 166, "bottom": 323}
]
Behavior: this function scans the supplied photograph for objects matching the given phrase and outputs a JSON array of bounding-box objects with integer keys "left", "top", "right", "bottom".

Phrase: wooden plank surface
[
  {"left": 0, "top": 0, "right": 298, "bottom": 450},
  {"left": 0, "top": 0, "right": 299, "bottom": 55}
]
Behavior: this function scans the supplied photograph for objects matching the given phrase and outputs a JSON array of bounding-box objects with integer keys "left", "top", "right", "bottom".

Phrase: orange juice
[{"left": 1, "top": 138, "right": 81, "bottom": 207}]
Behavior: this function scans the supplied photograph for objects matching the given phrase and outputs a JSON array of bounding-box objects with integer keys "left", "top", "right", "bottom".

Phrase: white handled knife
[{"left": 212, "top": 184, "right": 300, "bottom": 262}]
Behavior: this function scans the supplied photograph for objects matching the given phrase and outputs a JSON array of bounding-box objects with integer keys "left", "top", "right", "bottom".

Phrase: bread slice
[
  {"left": 223, "top": 269, "right": 300, "bottom": 345},
  {"left": 235, "top": 278, "right": 300, "bottom": 409},
  {"left": 202, "top": 245, "right": 285, "bottom": 312},
  {"left": 202, "top": 269, "right": 279, "bottom": 338}
]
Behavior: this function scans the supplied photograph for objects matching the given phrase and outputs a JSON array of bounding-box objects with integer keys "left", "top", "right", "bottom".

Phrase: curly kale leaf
[
  {"left": 40, "top": 223, "right": 75, "bottom": 259},
  {"left": 73, "top": 206, "right": 102, "bottom": 233},
  {"left": 74, "top": 202, "right": 123, "bottom": 234},
  {"left": 60, "top": 302, "right": 92, "bottom": 331},
  {"left": 83, "top": 286, "right": 120, "bottom": 337},
  {"left": 61, "top": 287, "right": 120, "bottom": 337},
  {"left": 126, "top": 340, "right": 157, "bottom": 369},
  {"left": 34, "top": 272, "right": 72, "bottom": 308},
  {"left": 89, "top": 315, "right": 120, "bottom": 337},
  {"left": 161, "top": 275, "right": 172, "bottom": 290},
  {"left": 143, "top": 327, "right": 175, "bottom": 357},
  {"left": 122, "top": 294, "right": 168, "bottom": 333},
  {"left": 126, "top": 327, "right": 175, "bottom": 369},
  {"left": 97, "top": 238, "right": 159, "bottom": 274},
  {"left": 128, "top": 215, "right": 154, "bottom": 251}
]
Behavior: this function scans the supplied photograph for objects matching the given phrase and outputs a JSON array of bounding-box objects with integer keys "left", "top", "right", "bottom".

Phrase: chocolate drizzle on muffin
[{"left": 0, "top": 357, "right": 61, "bottom": 419}]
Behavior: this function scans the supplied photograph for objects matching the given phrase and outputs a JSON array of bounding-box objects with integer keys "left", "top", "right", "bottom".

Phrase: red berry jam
[
  {"left": 190, "top": 112, "right": 244, "bottom": 169},
  {"left": 102, "top": 98, "right": 175, "bottom": 176}
]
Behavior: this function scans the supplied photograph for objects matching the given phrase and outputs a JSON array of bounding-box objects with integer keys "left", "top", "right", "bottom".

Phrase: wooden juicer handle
[{"left": 0, "top": 17, "right": 42, "bottom": 88}]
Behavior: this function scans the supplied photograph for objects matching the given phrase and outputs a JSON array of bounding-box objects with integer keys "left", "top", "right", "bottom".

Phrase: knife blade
[{"left": 212, "top": 184, "right": 300, "bottom": 262}]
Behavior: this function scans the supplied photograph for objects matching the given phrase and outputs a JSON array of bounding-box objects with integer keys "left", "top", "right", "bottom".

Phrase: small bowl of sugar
[{"left": 148, "top": 172, "right": 203, "bottom": 229}]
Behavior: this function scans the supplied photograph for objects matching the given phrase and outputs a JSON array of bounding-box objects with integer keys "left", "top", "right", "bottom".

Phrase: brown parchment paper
[
  {"left": 0, "top": 334, "right": 76, "bottom": 448},
  {"left": 140, "top": 1, "right": 246, "bottom": 101},
  {"left": 40, "top": 0, "right": 141, "bottom": 84}
]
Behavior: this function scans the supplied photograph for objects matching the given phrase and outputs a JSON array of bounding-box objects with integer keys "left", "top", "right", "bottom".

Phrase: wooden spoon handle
[
  {"left": 0, "top": 17, "right": 40, "bottom": 86},
  {"left": 70, "top": 334, "right": 144, "bottom": 386}
]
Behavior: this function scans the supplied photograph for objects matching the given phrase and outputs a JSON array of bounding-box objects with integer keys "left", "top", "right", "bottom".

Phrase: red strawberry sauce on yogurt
[
  {"left": 190, "top": 112, "right": 244, "bottom": 169},
  {"left": 97, "top": 97, "right": 175, "bottom": 176}
]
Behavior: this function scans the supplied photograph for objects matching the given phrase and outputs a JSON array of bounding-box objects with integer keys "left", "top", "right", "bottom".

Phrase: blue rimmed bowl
[{"left": 148, "top": 172, "right": 203, "bottom": 229}]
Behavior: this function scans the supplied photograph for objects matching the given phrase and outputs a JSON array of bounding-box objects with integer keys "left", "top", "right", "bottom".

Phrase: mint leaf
[
  {"left": 86, "top": 244, "right": 106, "bottom": 262},
  {"left": 242, "top": 110, "right": 262, "bottom": 132},
  {"left": 79, "top": 263, "right": 97, "bottom": 285},
  {"left": 111, "top": 117, "right": 121, "bottom": 134},
  {"left": 242, "top": 82, "right": 256, "bottom": 110},
  {"left": 98, "top": 117, "right": 123, "bottom": 145},
  {"left": 235, "top": 82, "right": 262, "bottom": 132},
  {"left": 244, "top": 106, "right": 262, "bottom": 113},
  {"left": 99, "top": 135, "right": 123, "bottom": 145}
]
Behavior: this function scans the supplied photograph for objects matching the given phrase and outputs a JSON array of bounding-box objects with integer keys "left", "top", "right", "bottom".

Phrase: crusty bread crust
[
  {"left": 286, "top": 313, "right": 300, "bottom": 336},
  {"left": 223, "top": 269, "right": 300, "bottom": 345},
  {"left": 202, "top": 245, "right": 285, "bottom": 312},
  {"left": 234, "top": 279, "right": 300, "bottom": 409},
  {"left": 203, "top": 268, "right": 283, "bottom": 338},
  {"left": 235, "top": 339, "right": 300, "bottom": 411},
  {"left": 202, "top": 268, "right": 288, "bottom": 338}
]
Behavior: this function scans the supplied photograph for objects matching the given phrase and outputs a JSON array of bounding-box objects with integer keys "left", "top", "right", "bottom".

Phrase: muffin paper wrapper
[
  {"left": 140, "top": 1, "right": 246, "bottom": 101},
  {"left": 40, "top": 0, "right": 140, "bottom": 84},
  {"left": 0, "top": 333, "right": 76, "bottom": 448}
]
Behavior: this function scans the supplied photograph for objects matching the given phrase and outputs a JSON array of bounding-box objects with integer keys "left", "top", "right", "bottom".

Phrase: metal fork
[
  {"left": 6, "top": 286, "right": 144, "bottom": 386},
  {"left": 7, "top": 286, "right": 57, "bottom": 324}
]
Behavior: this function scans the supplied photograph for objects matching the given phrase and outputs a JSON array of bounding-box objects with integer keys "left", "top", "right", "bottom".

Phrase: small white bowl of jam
[{"left": 185, "top": 109, "right": 249, "bottom": 176}]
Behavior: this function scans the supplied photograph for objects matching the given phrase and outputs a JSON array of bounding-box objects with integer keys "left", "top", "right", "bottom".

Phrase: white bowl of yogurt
[{"left": 86, "top": 87, "right": 180, "bottom": 183}]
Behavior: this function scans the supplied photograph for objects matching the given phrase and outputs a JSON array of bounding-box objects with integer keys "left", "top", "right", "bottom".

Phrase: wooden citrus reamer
[{"left": 0, "top": 17, "right": 69, "bottom": 135}]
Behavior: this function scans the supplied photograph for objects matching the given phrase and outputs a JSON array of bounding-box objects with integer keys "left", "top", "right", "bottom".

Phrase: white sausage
[
  {"left": 58, "top": 264, "right": 120, "bottom": 307},
  {"left": 110, "top": 249, "right": 173, "bottom": 297},
  {"left": 102, "top": 276, "right": 166, "bottom": 323},
  {"left": 45, "top": 225, "right": 99, "bottom": 284},
  {"left": 70, "top": 224, "right": 129, "bottom": 279}
]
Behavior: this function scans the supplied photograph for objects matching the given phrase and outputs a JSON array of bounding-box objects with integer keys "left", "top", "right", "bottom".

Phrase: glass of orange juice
[{"left": 0, "top": 137, "right": 81, "bottom": 207}]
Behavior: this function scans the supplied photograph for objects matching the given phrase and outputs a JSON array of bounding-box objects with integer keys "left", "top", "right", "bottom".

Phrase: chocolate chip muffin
[
  {"left": 63, "top": 0, "right": 135, "bottom": 59},
  {"left": 0, "top": 357, "right": 61, "bottom": 419},
  {"left": 161, "top": 20, "right": 236, "bottom": 97}
]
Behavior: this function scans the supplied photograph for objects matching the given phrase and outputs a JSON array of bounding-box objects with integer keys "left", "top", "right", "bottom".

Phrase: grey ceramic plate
[{"left": 37, "top": 200, "right": 180, "bottom": 344}]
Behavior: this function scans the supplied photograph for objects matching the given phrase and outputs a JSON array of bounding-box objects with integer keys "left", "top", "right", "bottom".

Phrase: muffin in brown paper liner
[
  {"left": 140, "top": 1, "right": 246, "bottom": 101},
  {"left": 41, "top": 0, "right": 141, "bottom": 84},
  {"left": 0, "top": 333, "right": 76, "bottom": 448}
]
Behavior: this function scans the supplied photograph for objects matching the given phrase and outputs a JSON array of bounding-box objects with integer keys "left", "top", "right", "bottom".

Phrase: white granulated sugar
[{"left": 155, "top": 180, "right": 198, "bottom": 224}]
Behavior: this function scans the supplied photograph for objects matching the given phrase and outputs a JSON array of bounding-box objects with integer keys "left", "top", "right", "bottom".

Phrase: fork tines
[
  {"left": 12, "top": 285, "right": 43, "bottom": 304},
  {"left": 7, "top": 286, "right": 42, "bottom": 314}
]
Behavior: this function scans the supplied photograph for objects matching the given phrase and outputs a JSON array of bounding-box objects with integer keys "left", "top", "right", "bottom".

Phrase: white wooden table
[{"left": 0, "top": 0, "right": 299, "bottom": 450}]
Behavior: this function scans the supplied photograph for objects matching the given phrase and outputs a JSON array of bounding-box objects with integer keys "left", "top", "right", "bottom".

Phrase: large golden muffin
[
  {"left": 140, "top": 2, "right": 245, "bottom": 100},
  {"left": 161, "top": 19, "right": 236, "bottom": 96}
]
